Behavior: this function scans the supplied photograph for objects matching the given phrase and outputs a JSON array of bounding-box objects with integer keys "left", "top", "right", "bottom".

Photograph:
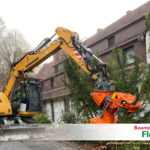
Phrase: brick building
[
  {"left": 36, "top": 1, "right": 150, "bottom": 123},
  {"left": 84, "top": 2, "right": 150, "bottom": 64},
  {"left": 36, "top": 51, "right": 70, "bottom": 122}
]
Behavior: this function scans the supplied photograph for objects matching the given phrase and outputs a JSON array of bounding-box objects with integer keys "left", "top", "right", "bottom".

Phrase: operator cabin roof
[{"left": 84, "top": 1, "right": 150, "bottom": 47}]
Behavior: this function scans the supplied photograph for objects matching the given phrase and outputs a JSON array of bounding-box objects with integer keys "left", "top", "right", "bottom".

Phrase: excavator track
[
  {"left": 0, "top": 125, "right": 46, "bottom": 141},
  {"left": 0, "top": 116, "right": 38, "bottom": 126}
]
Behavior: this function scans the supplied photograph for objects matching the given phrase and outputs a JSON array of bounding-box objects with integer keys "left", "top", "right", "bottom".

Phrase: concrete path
[{"left": 0, "top": 140, "right": 80, "bottom": 150}]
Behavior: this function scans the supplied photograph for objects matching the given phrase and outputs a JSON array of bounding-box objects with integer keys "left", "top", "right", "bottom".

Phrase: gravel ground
[{"left": 0, "top": 140, "right": 81, "bottom": 150}]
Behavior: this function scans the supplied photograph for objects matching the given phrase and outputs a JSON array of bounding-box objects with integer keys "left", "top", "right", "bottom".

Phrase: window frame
[
  {"left": 54, "top": 65, "right": 58, "bottom": 74},
  {"left": 50, "top": 78, "right": 54, "bottom": 89},
  {"left": 108, "top": 35, "right": 115, "bottom": 48},
  {"left": 123, "top": 46, "right": 135, "bottom": 64}
]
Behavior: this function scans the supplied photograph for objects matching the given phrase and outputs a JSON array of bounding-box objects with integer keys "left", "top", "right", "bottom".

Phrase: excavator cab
[
  {"left": 11, "top": 78, "right": 43, "bottom": 116},
  {"left": 23, "top": 78, "right": 42, "bottom": 112}
]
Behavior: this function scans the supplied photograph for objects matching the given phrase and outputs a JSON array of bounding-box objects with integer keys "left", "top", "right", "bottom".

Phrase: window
[
  {"left": 123, "top": 46, "right": 134, "bottom": 64},
  {"left": 55, "top": 65, "right": 58, "bottom": 74},
  {"left": 50, "top": 78, "right": 54, "bottom": 89},
  {"left": 51, "top": 101, "right": 54, "bottom": 122},
  {"left": 108, "top": 35, "right": 115, "bottom": 48},
  {"left": 64, "top": 98, "right": 69, "bottom": 112}
]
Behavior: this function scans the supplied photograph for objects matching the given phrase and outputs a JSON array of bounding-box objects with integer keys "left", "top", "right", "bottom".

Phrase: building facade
[
  {"left": 36, "top": 1, "right": 150, "bottom": 123},
  {"left": 36, "top": 51, "right": 71, "bottom": 123},
  {"left": 84, "top": 2, "right": 150, "bottom": 64}
]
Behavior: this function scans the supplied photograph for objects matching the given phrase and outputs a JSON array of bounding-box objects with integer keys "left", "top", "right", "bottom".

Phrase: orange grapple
[{"left": 90, "top": 90, "right": 141, "bottom": 124}]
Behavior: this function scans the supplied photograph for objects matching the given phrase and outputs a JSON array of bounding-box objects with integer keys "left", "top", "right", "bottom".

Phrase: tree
[
  {"left": 63, "top": 57, "right": 99, "bottom": 120},
  {"left": 145, "top": 13, "right": 150, "bottom": 31},
  {"left": 107, "top": 46, "right": 142, "bottom": 95},
  {"left": 0, "top": 18, "right": 6, "bottom": 38},
  {"left": 0, "top": 19, "right": 31, "bottom": 90},
  {"left": 0, "top": 30, "right": 30, "bottom": 69},
  {"left": 63, "top": 46, "right": 150, "bottom": 123},
  {"left": 108, "top": 46, "right": 150, "bottom": 123}
]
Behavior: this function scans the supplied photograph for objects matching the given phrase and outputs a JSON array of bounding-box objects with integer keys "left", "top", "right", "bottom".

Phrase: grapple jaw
[{"left": 90, "top": 91, "right": 141, "bottom": 124}]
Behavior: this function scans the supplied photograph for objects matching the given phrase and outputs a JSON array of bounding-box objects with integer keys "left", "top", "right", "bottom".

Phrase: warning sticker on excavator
[{"left": 73, "top": 49, "right": 82, "bottom": 60}]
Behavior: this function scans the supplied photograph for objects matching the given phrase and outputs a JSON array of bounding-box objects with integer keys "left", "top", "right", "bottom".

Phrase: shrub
[
  {"left": 33, "top": 113, "right": 51, "bottom": 124},
  {"left": 81, "top": 117, "right": 90, "bottom": 123},
  {"left": 61, "top": 112, "right": 79, "bottom": 123}
]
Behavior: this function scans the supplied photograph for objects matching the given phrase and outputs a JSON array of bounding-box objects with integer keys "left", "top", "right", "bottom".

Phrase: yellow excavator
[{"left": 0, "top": 27, "right": 141, "bottom": 125}]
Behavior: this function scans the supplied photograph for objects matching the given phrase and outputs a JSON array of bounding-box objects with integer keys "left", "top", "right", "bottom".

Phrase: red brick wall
[
  {"left": 43, "top": 80, "right": 51, "bottom": 92},
  {"left": 54, "top": 50, "right": 67, "bottom": 64},
  {"left": 89, "top": 18, "right": 146, "bottom": 63},
  {"left": 36, "top": 61, "right": 54, "bottom": 80},
  {"left": 54, "top": 73, "right": 65, "bottom": 89},
  {"left": 116, "top": 19, "right": 145, "bottom": 44},
  {"left": 134, "top": 41, "right": 146, "bottom": 62}
]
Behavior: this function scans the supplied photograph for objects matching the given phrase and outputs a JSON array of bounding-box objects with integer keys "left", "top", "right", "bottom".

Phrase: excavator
[{"left": 0, "top": 27, "right": 141, "bottom": 125}]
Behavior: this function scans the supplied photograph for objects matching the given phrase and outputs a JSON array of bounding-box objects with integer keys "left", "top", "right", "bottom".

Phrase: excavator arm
[
  {"left": 0, "top": 27, "right": 141, "bottom": 124},
  {"left": 4, "top": 27, "right": 100, "bottom": 99}
]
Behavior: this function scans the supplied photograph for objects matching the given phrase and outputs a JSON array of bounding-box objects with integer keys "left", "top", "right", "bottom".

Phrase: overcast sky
[{"left": 0, "top": 0, "right": 149, "bottom": 48}]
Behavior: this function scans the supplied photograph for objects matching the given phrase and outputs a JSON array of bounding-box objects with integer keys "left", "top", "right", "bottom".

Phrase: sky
[
  {"left": 0, "top": 0, "right": 149, "bottom": 49},
  {"left": 0, "top": 0, "right": 149, "bottom": 65}
]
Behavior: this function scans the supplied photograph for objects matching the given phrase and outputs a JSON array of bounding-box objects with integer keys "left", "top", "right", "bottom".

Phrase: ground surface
[{"left": 0, "top": 140, "right": 80, "bottom": 150}]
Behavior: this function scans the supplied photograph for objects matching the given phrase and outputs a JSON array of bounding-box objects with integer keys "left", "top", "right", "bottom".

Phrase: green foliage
[
  {"left": 145, "top": 13, "right": 150, "bottom": 31},
  {"left": 139, "top": 64, "right": 150, "bottom": 102},
  {"left": 81, "top": 117, "right": 90, "bottom": 123},
  {"left": 33, "top": 113, "right": 51, "bottom": 124},
  {"left": 108, "top": 46, "right": 150, "bottom": 123},
  {"left": 61, "top": 112, "right": 79, "bottom": 123},
  {"left": 107, "top": 142, "right": 150, "bottom": 150},
  {"left": 63, "top": 57, "right": 99, "bottom": 120},
  {"left": 108, "top": 46, "right": 141, "bottom": 95},
  {"left": 136, "top": 64, "right": 150, "bottom": 123},
  {"left": 63, "top": 46, "right": 150, "bottom": 123}
]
